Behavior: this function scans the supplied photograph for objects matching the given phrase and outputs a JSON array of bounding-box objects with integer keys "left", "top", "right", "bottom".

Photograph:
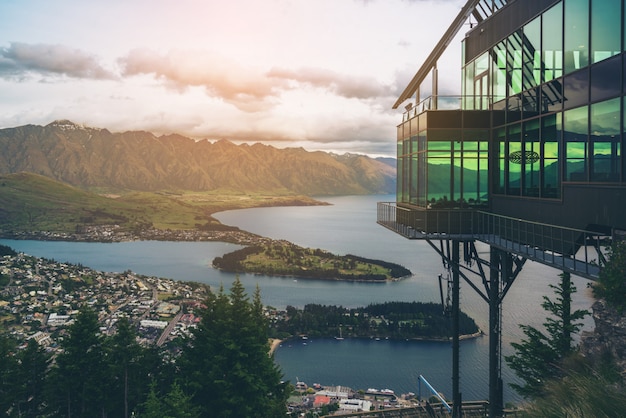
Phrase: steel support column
[
  {"left": 489, "top": 247, "right": 503, "bottom": 418},
  {"left": 451, "top": 241, "right": 461, "bottom": 418}
]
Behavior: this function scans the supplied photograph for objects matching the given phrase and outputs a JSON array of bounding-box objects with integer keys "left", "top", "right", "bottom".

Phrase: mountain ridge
[{"left": 0, "top": 120, "right": 396, "bottom": 195}]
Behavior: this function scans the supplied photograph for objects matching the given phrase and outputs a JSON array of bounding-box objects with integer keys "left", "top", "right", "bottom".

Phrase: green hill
[{"left": 0, "top": 172, "right": 326, "bottom": 234}]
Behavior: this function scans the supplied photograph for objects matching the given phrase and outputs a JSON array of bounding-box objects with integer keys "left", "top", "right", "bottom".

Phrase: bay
[{"left": 0, "top": 194, "right": 595, "bottom": 403}]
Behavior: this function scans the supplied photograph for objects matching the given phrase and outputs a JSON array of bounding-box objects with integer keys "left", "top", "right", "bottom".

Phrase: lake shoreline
[{"left": 273, "top": 330, "right": 484, "bottom": 349}]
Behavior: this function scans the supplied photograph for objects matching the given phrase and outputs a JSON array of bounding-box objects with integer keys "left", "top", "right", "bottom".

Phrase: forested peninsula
[
  {"left": 212, "top": 241, "right": 411, "bottom": 282},
  {"left": 270, "top": 302, "right": 481, "bottom": 341}
]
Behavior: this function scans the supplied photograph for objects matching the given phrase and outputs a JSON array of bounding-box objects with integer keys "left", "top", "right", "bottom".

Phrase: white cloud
[{"left": 0, "top": 42, "right": 116, "bottom": 80}]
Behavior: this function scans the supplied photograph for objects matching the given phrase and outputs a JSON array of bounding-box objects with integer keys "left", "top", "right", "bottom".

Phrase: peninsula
[
  {"left": 0, "top": 173, "right": 412, "bottom": 282},
  {"left": 212, "top": 241, "right": 412, "bottom": 282},
  {"left": 270, "top": 302, "right": 481, "bottom": 341}
]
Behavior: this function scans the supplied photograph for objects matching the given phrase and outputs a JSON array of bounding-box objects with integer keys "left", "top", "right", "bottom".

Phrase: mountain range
[{"left": 0, "top": 120, "right": 395, "bottom": 195}]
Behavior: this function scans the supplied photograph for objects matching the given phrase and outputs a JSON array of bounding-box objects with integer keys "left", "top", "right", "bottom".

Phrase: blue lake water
[{"left": 0, "top": 194, "right": 595, "bottom": 403}]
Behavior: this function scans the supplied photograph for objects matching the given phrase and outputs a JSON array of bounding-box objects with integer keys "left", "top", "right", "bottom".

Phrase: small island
[
  {"left": 212, "top": 240, "right": 411, "bottom": 282},
  {"left": 270, "top": 302, "right": 481, "bottom": 341}
]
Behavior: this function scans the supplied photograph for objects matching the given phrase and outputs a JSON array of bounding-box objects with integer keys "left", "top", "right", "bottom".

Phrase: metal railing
[
  {"left": 377, "top": 202, "right": 607, "bottom": 280},
  {"left": 401, "top": 95, "right": 497, "bottom": 121}
]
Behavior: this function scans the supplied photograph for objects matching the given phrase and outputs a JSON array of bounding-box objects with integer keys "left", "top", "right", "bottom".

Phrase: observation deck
[{"left": 377, "top": 202, "right": 606, "bottom": 280}]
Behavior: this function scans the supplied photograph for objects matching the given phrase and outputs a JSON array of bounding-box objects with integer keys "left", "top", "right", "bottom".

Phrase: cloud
[
  {"left": 0, "top": 42, "right": 116, "bottom": 80},
  {"left": 119, "top": 48, "right": 287, "bottom": 112},
  {"left": 267, "top": 67, "right": 388, "bottom": 100}
]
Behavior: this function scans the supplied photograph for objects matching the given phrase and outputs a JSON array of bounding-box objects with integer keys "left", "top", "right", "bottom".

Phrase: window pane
[
  {"left": 507, "top": 124, "right": 522, "bottom": 195},
  {"left": 540, "top": 79, "right": 564, "bottom": 113},
  {"left": 494, "top": 127, "right": 506, "bottom": 194},
  {"left": 591, "top": 55, "right": 622, "bottom": 102},
  {"left": 564, "top": 106, "right": 589, "bottom": 181},
  {"left": 592, "top": 0, "right": 621, "bottom": 64},
  {"left": 563, "top": 70, "right": 589, "bottom": 110},
  {"left": 508, "top": 31, "right": 524, "bottom": 95},
  {"left": 590, "top": 98, "right": 621, "bottom": 181},
  {"left": 544, "top": 113, "right": 562, "bottom": 197},
  {"left": 564, "top": 0, "right": 589, "bottom": 74},
  {"left": 409, "top": 153, "right": 417, "bottom": 204},
  {"left": 523, "top": 17, "right": 542, "bottom": 90},
  {"left": 523, "top": 119, "right": 541, "bottom": 196},
  {"left": 493, "top": 41, "right": 507, "bottom": 102},
  {"left": 543, "top": 3, "right": 563, "bottom": 82}
]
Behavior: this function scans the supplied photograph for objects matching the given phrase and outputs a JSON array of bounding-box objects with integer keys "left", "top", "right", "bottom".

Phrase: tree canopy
[
  {"left": 177, "top": 278, "right": 289, "bottom": 417},
  {"left": 505, "top": 272, "right": 588, "bottom": 398},
  {"left": 594, "top": 240, "right": 626, "bottom": 312},
  {"left": 0, "top": 279, "right": 290, "bottom": 417}
]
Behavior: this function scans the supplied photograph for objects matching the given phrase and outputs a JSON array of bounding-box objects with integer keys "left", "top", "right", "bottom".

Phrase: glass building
[
  {"left": 380, "top": 1, "right": 625, "bottom": 415},
  {"left": 393, "top": 0, "right": 626, "bottom": 237}
]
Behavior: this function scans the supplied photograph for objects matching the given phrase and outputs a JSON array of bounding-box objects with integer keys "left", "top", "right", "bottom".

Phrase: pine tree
[
  {"left": 594, "top": 240, "right": 626, "bottom": 311},
  {"left": 0, "top": 336, "right": 20, "bottom": 415},
  {"left": 104, "top": 316, "right": 156, "bottom": 418},
  {"left": 14, "top": 338, "right": 50, "bottom": 417},
  {"left": 505, "top": 272, "right": 588, "bottom": 398},
  {"left": 139, "top": 381, "right": 200, "bottom": 418},
  {"left": 46, "top": 306, "right": 108, "bottom": 417},
  {"left": 178, "top": 277, "right": 288, "bottom": 416}
]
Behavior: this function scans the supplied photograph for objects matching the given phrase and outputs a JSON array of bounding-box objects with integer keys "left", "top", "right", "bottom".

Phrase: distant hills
[{"left": 0, "top": 120, "right": 396, "bottom": 195}]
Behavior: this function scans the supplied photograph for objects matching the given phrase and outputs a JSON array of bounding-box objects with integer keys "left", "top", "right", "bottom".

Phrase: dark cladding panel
[
  {"left": 427, "top": 110, "right": 462, "bottom": 128},
  {"left": 462, "top": 110, "right": 492, "bottom": 128},
  {"left": 491, "top": 184, "right": 626, "bottom": 232},
  {"left": 465, "top": 0, "right": 560, "bottom": 63}
]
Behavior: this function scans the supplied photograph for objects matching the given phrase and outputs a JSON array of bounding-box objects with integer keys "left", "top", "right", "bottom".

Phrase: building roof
[{"left": 393, "top": 0, "right": 509, "bottom": 109}]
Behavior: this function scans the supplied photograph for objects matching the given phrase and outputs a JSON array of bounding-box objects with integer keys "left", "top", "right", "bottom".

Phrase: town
[
  {"left": 0, "top": 245, "right": 438, "bottom": 416},
  {"left": 0, "top": 246, "right": 209, "bottom": 349}
]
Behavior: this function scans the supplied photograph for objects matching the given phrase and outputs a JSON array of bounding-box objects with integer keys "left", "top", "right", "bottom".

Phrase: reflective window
[
  {"left": 507, "top": 124, "right": 522, "bottom": 195},
  {"left": 590, "top": 98, "right": 621, "bottom": 181},
  {"left": 462, "top": 130, "right": 489, "bottom": 205},
  {"left": 563, "top": 70, "right": 589, "bottom": 109},
  {"left": 492, "top": 41, "right": 508, "bottom": 103},
  {"left": 494, "top": 127, "right": 506, "bottom": 194},
  {"left": 521, "top": 87, "right": 540, "bottom": 118},
  {"left": 541, "top": 79, "right": 564, "bottom": 113},
  {"left": 508, "top": 30, "right": 524, "bottom": 95},
  {"left": 564, "top": 106, "right": 589, "bottom": 181},
  {"left": 523, "top": 119, "right": 541, "bottom": 196},
  {"left": 464, "top": 55, "right": 475, "bottom": 109},
  {"left": 523, "top": 17, "right": 542, "bottom": 90},
  {"left": 590, "top": 55, "right": 622, "bottom": 102},
  {"left": 410, "top": 153, "right": 418, "bottom": 204},
  {"left": 564, "top": 0, "right": 589, "bottom": 74},
  {"left": 473, "top": 52, "right": 490, "bottom": 110},
  {"left": 507, "top": 95, "right": 523, "bottom": 122},
  {"left": 542, "top": 114, "right": 561, "bottom": 198},
  {"left": 591, "top": 0, "right": 621, "bottom": 64},
  {"left": 543, "top": 3, "right": 563, "bottom": 82}
]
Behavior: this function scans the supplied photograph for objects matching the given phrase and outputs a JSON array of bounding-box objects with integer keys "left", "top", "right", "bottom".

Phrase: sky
[{"left": 0, "top": 0, "right": 468, "bottom": 157}]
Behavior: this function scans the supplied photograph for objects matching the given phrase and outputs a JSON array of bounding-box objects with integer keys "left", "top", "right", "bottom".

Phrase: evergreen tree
[
  {"left": 104, "top": 316, "right": 156, "bottom": 418},
  {"left": 0, "top": 336, "right": 20, "bottom": 415},
  {"left": 594, "top": 240, "right": 626, "bottom": 312},
  {"left": 178, "top": 277, "right": 288, "bottom": 416},
  {"left": 14, "top": 338, "right": 50, "bottom": 417},
  {"left": 46, "top": 306, "right": 108, "bottom": 417},
  {"left": 505, "top": 272, "right": 588, "bottom": 398},
  {"left": 139, "top": 381, "right": 200, "bottom": 418}
]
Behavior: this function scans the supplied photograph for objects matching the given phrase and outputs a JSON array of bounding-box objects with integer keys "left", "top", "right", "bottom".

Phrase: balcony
[{"left": 377, "top": 202, "right": 606, "bottom": 280}]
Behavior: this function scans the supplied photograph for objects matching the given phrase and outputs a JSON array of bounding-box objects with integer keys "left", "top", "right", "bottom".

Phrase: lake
[{"left": 0, "top": 194, "right": 595, "bottom": 403}]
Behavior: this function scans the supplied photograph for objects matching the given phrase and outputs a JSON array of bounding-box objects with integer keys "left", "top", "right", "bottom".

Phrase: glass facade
[
  {"left": 397, "top": 0, "right": 625, "bottom": 209},
  {"left": 456, "top": 0, "right": 623, "bottom": 203},
  {"left": 397, "top": 111, "right": 489, "bottom": 208}
]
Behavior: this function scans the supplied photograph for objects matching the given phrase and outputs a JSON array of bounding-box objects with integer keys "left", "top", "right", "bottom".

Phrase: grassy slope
[{"left": 0, "top": 172, "right": 324, "bottom": 233}]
